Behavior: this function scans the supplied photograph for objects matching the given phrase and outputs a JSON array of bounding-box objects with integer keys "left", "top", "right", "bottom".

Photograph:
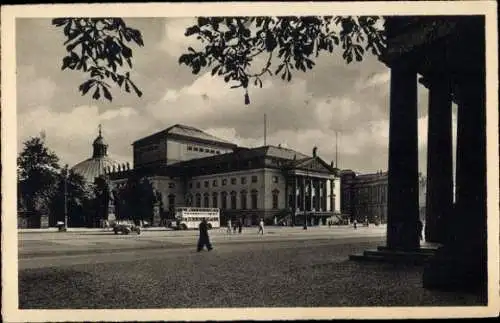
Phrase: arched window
[
  {"left": 195, "top": 193, "right": 201, "bottom": 207},
  {"left": 212, "top": 192, "right": 218, "bottom": 208},
  {"left": 251, "top": 189, "right": 258, "bottom": 209},
  {"left": 221, "top": 192, "right": 227, "bottom": 209},
  {"left": 230, "top": 191, "right": 237, "bottom": 209},
  {"left": 203, "top": 193, "right": 209, "bottom": 207},
  {"left": 272, "top": 189, "right": 280, "bottom": 209},
  {"left": 240, "top": 190, "right": 247, "bottom": 210}
]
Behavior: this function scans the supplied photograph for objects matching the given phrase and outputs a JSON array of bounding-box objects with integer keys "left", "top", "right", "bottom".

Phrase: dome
[
  {"left": 72, "top": 156, "right": 121, "bottom": 183},
  {"left": 71, "top": 125, "right": 121, "bottom": 183}
]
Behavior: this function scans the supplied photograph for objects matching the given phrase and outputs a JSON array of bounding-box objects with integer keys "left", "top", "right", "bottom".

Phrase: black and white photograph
[{"left": 1, "top": 1, "right": 499, "bottom": 321}]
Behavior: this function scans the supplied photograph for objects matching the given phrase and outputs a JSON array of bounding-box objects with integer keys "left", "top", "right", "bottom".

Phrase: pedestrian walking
[
  {"left": 227, "top": 219, "right": 232, "bottom": 235},
  {"left": 197, "top": 218, "right": 213, "bottom": 252},
  {"left": 353, "top": 219, "right": 357, "bottom": 229},
  {"left": 238, "top": 219, "right": 243, "bottom": 234},
  {"left": 257, "top": 218, "right": 264, "bottom": 235}
]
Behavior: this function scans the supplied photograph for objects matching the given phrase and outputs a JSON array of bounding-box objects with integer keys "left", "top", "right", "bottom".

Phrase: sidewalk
[{"left": 19, "top": 224, "right": 387, "bottom": 234}]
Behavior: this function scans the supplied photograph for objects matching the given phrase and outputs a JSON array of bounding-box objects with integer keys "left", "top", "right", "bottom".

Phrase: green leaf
[
  {"left": 52, "top": 18, "right": 67, "bottom": 27},
  {"left": 275, "top": 64, "right": 285, "bottom": 75},
  {"left": 102, "top": 84, "right": 113, "bottom": 101},
  {"left": 79, "top": 79, "right": 96, "bottom": 95},
  {"left": 129, "top": 80, "right": 143, "bottom": 97},
  {"left": 265, "top": 31, "right": 278, "bottom": 51},
  {"left": 92, "top": 86, "right": 101, "bottom": 100},
  {"left": 185, "top": 25, "right": 201, "bottom": 36},
  {"left": 211, "top": 65, "right": 220, "bottom": 76}
]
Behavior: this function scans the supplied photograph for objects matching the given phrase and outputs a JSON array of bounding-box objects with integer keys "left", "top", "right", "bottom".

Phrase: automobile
[{"left": 112, "top": 220, "right": 141, "bottom": 235}]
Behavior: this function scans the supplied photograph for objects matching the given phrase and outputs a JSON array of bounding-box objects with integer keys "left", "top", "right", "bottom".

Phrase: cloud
[
  {"left": 17, "top": 105, "right": 147, "bottom": 167},
  {"left": 16, "top": 65, "right": 58, "bottom": 111},
  {"left": 16, "top": 17, "right": 459, "bottom": 176},
  {"left": 159, "top": 18, "right": 199, "bottom": 58}
]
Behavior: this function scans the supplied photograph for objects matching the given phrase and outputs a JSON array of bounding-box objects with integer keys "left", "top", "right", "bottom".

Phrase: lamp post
[{"left": 64, "top": 164, "right": 69, "bottom": 231}]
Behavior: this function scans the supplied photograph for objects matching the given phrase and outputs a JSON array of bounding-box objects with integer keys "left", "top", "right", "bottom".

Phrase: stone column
[
  {"left": 330, "top": 178, "right": 335, "bottom": 212},
  {"left": 284, "top": 175, "right": 289, "bottom": 210},
  {"left": 424, "top": 68, "right": 487, "bottom": 292},
  {"left": 309, "top": 178, "right": 313, "bottom": 212},
  {"left": 425, "top": 74, "right": 453, "bottom": 243},
  {"left": 301, "top": 176, "right": 305, "bottom": 212},
  {"left": 292, "top": 176, "right": 297, "bottom": 225},
  {"left": 386, "top": 60, "right": 420, "bottom": 250},
  {"left": 301, "top": 177, "right": 306, "bottom": 226}
]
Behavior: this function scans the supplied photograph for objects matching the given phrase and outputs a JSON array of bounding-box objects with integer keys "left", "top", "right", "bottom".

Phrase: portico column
[
  {"left": 301, "top": 176, "right": 306, "bottom": 212},
  {"left": 309, "top": 178, "right": 313, "bottom": 213},
  {"left": 330, "top": 179, "right": 335, "bottom": 212},
  {"left": 292, "top": 176, "right": 297, "bottom": 225},
  {"left": 425, "top": 74, "right": 453, "bottom": 243},
  {"left": 386, "top": 60, "right": 420, "bottom": 250}
]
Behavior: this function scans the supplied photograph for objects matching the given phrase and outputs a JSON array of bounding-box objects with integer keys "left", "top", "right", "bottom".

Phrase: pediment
[{"left": 294, "top": 157, "right": 333, "bottom": 174}]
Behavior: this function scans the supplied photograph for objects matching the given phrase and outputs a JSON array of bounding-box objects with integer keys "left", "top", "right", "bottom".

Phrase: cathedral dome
[{"left": 71, "top": 125, "right": 121, "bottom": 183}]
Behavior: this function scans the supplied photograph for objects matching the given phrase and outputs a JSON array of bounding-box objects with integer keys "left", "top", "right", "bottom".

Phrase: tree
[
  {"left": 17, "top": 137, "right": 60, "bottom": 215},
  {"left": 53, "top": 16, "right": 386, "bottom": 104},
  {"left": 50, "top": 167, "right": 95, "bottom": 227},
  {"left": 93, "top": 175, "right": 112, "bottom": 225},
  {"left": 117, "top": 175, "right": 155, "bottom": 223}
]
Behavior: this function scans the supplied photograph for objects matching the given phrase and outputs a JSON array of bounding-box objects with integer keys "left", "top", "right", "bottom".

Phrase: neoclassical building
[
  {"left": 104, "top": 124, "right": 341, "bottom": 226},
  {"left": 340, "top": 170, "right": 426, "bottom": 225}
]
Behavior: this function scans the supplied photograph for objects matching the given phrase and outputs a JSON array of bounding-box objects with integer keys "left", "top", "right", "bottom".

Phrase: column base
[
  {"left": 423, "top": 243, "right": 487, "bottom": 294},
  {"left": 349, "top": 244, "right": 439, "bottom": 265}
]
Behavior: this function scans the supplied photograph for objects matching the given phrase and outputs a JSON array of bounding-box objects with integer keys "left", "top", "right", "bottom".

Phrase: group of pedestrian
[{"left": 226, "top": 218, "right": 243, "bottom": 234}]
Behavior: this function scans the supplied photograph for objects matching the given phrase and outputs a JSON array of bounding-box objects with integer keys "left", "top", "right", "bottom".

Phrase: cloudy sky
[{"left": 16, "top": 17, "right": 457, "bottom": 174}]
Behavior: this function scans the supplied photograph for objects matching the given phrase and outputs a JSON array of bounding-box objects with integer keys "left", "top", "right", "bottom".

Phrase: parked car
[{"left": 112, "top": 220, "right": 141, "bottom": 235}]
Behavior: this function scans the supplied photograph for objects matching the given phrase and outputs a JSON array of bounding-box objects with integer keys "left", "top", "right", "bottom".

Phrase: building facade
[
  {"left": 340, "top": 170, "right": 426, "bottom": 224},
  {"left": 104, "top": 124, "right": 341, "bottom": 226}
]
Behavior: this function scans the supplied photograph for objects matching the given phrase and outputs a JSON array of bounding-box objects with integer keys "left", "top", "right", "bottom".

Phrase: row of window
[
  {"left": 187, "top": 145, "right": 221, "bottom": 154},
  {"left": 183, "top": 217, "right": 219, "bottom": 222},
  {"left": 185, "top": 190, "right": 280, "bottom": 209},
  {"left": 189, "top": 175, "right": 278, "bottom": 189}
]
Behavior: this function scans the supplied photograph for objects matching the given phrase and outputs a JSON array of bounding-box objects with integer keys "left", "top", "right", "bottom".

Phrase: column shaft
[
  {"left": 386, "top": 61, "right": 420, "bottom": 250},
  {"left": 292, "top": 176, "right": 297, "bottom": 225},
  {"left": 330, "top": 179, "right": 335, "bottom": 212},
  {"left": 425, "top": 75, "right": 453, "bottom": 243}
]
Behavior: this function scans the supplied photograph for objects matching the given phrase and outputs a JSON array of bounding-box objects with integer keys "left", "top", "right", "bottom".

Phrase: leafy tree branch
[
  {"left": 178, "top": 16, "right": 386, "bottom": 104},
  {"left": 52, "top": 18, "right": 144, "bottom": 102},
  {"left": 54, "top": 16, "right": 385, "bottom": 104}
]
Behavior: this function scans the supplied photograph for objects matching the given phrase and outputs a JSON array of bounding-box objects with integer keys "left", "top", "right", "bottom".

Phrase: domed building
[{"left": 72, "top": 125, "right": 121, "bottom": 183}]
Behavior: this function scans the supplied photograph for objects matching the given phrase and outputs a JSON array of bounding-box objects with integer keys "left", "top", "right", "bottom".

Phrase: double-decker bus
[{"left": 169, "top": 207, "right": 220, "bottom": 230}]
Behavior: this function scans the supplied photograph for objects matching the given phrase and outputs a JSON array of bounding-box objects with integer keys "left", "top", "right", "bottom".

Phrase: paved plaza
[{"left": 17, "top": 225, "right": 486, "bottom": 309}]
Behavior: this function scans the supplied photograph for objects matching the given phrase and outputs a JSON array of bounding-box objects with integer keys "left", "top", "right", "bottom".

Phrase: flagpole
[{"left": 264, "top": 114, "right": 267, "bottom": 146}]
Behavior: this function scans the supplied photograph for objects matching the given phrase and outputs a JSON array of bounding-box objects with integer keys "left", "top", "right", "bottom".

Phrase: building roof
[
  {"left": 173, "top": 144, "right": 309, "bottom": 168},
  {"left": 132, "top": 124, "right": 237, "bottom": 148}
]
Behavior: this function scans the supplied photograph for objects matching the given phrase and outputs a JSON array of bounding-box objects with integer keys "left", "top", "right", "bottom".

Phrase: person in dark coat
[
  {"left": 197, "top": 218, "right": 213, "bottom": 252},
  {"left": 238, "top": 219, "right": 243, "bottom": 234}
]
